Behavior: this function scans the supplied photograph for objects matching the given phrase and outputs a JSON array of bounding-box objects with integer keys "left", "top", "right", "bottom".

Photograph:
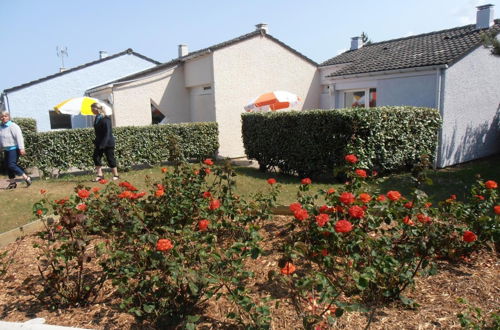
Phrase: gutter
[
  {"left": 326, "top": 64, "right": 449, "bottom": 80},
  {"left": 434, "top": 65, "right": 448, "bottom": 168}
]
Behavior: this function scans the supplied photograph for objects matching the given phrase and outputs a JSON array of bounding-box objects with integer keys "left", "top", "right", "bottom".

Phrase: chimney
[
  {"left": 350, "top": 36, "right": 362, "bottom": 50},
  {"left": 476, "top": 4, "right": 494, "bottom": 29},
  {"left": 99, "top": 51, "right": 108, "bottom": 59},
  {"left": 178, "top": 44, "right": 188, "bottom": 58},
  {"left": 255, "top": 23, "right": 269, "bottom": 33},
  {"left": 59, "top": 67, "right": 66, "bottom": 73}
]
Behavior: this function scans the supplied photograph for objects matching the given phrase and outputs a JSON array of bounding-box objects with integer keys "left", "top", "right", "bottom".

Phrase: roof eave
[{"left": 326, "top": 64, "right": 449, "bottom": 79}]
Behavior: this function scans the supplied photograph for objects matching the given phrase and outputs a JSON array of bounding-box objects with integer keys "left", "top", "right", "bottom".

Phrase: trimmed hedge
[
  {"left": 242, "top": 107, "right": 442, "bottom": 176},
  {"left": 2, "top": 121, "right": 218, "bottom": 176}
]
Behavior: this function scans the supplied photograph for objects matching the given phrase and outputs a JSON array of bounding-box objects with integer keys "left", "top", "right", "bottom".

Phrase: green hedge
[
  {"left": 241, "top": 107, "right": 442, "bottom": 176},
  {"left": 2, "top": 120, "right": 218, "bottom": 176}
]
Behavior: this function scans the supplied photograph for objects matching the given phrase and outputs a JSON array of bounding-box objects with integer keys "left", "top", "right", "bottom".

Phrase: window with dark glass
[{"left": 49, "top": 110, "right": 72, "bottom": 129}]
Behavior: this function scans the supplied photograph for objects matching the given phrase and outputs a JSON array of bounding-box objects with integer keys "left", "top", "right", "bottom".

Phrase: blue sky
[{"left": 1, "top": 0, "right": 498, "bottom": 92}]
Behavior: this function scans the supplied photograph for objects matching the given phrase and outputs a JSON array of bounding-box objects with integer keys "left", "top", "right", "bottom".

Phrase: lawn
[{"left": 1, "top": 154, "right": 499, "bottom": 234}]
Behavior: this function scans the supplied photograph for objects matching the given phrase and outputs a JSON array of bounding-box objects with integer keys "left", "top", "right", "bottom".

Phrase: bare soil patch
[{"left": 1, "top": 216, "right": 498, "bottom": 329}]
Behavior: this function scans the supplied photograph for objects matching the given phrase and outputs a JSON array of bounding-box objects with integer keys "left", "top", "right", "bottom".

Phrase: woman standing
[
  {"left": 91, "top": 103, "right": 119, "bottom": 181},
  {"left": 0, "top": 111, "right": 32, "bottom": 189}
]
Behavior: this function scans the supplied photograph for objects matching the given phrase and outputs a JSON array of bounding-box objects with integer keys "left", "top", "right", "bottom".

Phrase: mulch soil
[{"left": 0, "top": 215, "right": 498, "bottom": 329}]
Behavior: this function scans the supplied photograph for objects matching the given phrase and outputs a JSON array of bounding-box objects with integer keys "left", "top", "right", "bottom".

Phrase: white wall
[
  {"left": 438, "top": 46, "right": 500, "bottom": 167},
  {"left": 102, "top": 65, "right": 190, "bottom": 127},
  {"left": 5, "top": 54, "right": 156, "bottom": 131},
  {"left": 212, "top": 35, "right": 320, "bottom": 157},
  {"left": 320, "top": 70, "right": 437, "bottom": 109}
]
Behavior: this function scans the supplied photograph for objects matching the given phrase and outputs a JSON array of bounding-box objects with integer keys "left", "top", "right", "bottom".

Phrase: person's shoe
[
  {"left": 112, "top": 176, "right": 120, "bottom": 181},
  {"left": 6, "top": 182, "right": 17, "bottom": 189},
  {"left": 25, "top": 176, "right": 32, "bottom": 187}
]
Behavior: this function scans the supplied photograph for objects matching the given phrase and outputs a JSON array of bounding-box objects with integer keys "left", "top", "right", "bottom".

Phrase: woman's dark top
[{"left": 93, "top": 115, "right": 115, "bottom": 149}]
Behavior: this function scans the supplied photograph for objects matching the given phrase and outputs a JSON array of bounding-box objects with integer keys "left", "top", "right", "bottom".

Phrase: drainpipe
[{"left": 434, "top": 66, "right": 447, "bottom": 169}]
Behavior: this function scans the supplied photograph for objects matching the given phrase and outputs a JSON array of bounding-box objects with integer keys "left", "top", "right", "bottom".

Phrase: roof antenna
[{"left": 56, "top": 46, "right": 68, "bottom": 72}]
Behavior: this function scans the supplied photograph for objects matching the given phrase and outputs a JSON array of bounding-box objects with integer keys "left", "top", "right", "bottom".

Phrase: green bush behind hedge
[
  {"left": 242, "top": 107, "right": 442, "bottom": 176},
  {"left": 4, "top": 120, "right": 218, "bottom": 176}
]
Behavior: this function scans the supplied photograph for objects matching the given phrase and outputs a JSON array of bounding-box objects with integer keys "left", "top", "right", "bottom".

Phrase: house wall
[
  {"left": 439, "top": 46, "right": 500, "bottom": 167},
  {"left": 5, "top": 54, "right": 156, "bottom": 131},
  {"left": 184, "top": 54, "right": 216, "bottom": 123},
  {"left": 320, "top": 70, "right": 437, "bottom": 109},
  {"left": 107, "top": 66, "right": 190, "bottom": 127},
  {"left": 212, "top": 35, "right": 320, "bottom": 158}
]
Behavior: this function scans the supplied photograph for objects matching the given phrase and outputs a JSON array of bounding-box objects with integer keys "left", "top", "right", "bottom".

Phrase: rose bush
[
  {"left": 276, "top": 155, "right": 499, "bottom": 328},
  {"left": 32, "top": 160, "right": 280, "bottom": 328}
]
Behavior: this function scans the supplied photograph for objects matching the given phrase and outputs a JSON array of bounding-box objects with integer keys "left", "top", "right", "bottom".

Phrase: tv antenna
[{"left": 56, "top": 46, "right": 69, "bottom": 70}]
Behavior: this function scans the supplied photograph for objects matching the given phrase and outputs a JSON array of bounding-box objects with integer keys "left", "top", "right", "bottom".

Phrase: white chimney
[
  {"left": 255, "top": 23, "right": 268, "bottom": 33},
  {"left": 178, "top": 44, "right": 188, "bottom": 58},
  {"left": 99, "top": 51, "right": 108, "bottom": 59},
  {"left": 350, "top": 36, "right": 362, "bottom": 50},
  {"left": 476, "top": 4, "right": 494, "bottom": 29}
]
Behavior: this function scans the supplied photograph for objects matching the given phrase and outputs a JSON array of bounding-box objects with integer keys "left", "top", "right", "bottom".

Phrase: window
[
  {"left": 344, "top": 88, "right": 377, "bottom": 108},
  {"left": 151, "top": 101, "right": 165, "bottom": 125},
  {"left": 49, "top": 110, "right": 71, "bottom": 129}
]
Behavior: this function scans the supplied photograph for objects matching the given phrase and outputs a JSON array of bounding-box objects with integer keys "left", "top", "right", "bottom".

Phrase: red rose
[
  {"left": 76, "top": 203, "right": 87, "bottom": 211},
  {"left": 294, "top": 209, "right": 309, "bottom": 221},
  {"left": 301, "top": 178, "right": 312, "bottom": 185},
  {"left": 209, "top": 199, "right": 221, "bottom": 210},
  {"left": 194, "top": 170, "right": 200, "bottom": 175},
  {"left": 334, "top": 219, "right": 353, "bottom": 233},
  {"left": 280, "top": 262, "right": 296, "bottom": 275},
  {"left": 56, "top": 225, "right": 63, "bottom": 231},
  {"left": 494, "top": 205, "right": 500, "bottom": 215},
  {"left": 289, "top": 202, "right": 302, "bottom": 212},
  {"left": 204, "top": 168, "right": 211, "bottom": 175},
  {"left": 118, "top": 191, "right": 134, "bottom": 199},
  {"left": 155, "top": 189, "right": 165, "bottom": 197},
  {"left": 425, "top": 202, "right": 432, "bottom": 208},
  {"left": 387, "top": 191, "right": 402, "bottom": 201},
  {"left": 267, "top": 178, "right": 277, "bottom": 185},
  {"left": 402, "top": 216, "right": 414, "bottom": 226},
  {"left": 371, "top": 170, "right": 378, "bottom": 177},
  {"left": 203, "top": 158, "right": 214, "bottom": 166},
  {"left": 327, "top": 188, "right": 336, "bottom": 194},
  {"left": 92, "top": 187, "right": 100, "bottom": 193},
  {"left": 359, "top": 193, "right": 371, "bottom": 203},
  {"left": 339, "top": 192, "right": 355, "bottom": 205},
  {"left": 404, "top": 201, "right": 414, "bottom": 209},
  {"left": 474, "top": 195, "right": 485, "bottom": 200},
  {"left": 202, "top": 191, "right": 212, "bottom": 199},
  {"left": 485, "top": 180, "right": 498, "bottom": 189},
  {"left": 450, "top": 194, "right": 457, "bottom": 200},
  {"left": 355, "top": 169, "right": 367, "bottom": 178},
  {"left": 321, "top": 249, "right": 328, "bottom": 256},
  {"left": 40, "top": 189, "right": 47, "bottom": 194},
  {"left": 161, "top": 167, "right": 168, "bottom": 173},
  {"left": 416, "top": 213, "right": 431, "bottom": 224},
  {"left": 36, "top": 209, "right": 43, "bottom": 215},
  {"left": 377, "top": 194, "right": 387, "bottom": 202},
  {"left": 156, "top": 184, "right": 164, "bottom": 190},
  {"left": 132, "top": 192, "right": 146, "bottom": 199},
  {"left": 336, "top": 205, "right": 344, "bottom": 213},
  {"left": 156, "top": 239, "right": 174, "bottom": 251},
  {"left": 198, "top": 219, "right": 209, "bottom": 231},
  {"left": 319, "top": 205, "right": 330, "bottom": 213},
  {"left": 77, "top": 189, "right": 90, "bottom": 199},
  {"left": 462, "top": 231, "right": 477, "bottom": 243},
  {"left": 55, "top": 198, "right": 68, "bottom": 205},
  {"left": 344, "top": 154, "right": 358, "bottom": 164},
  {"left": 315, "top": 213, "right": 329, "bottom": 227},
  {"left": 98, "top": 178, "right": 108, "bottom": 184},
  {"left": 348, "top": 205, "right": 365, "bottom": 219}
]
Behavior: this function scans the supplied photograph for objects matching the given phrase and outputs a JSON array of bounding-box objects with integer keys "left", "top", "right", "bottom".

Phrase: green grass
[{"left": 1, "top": 154, "right": 499, "bottom": 234}]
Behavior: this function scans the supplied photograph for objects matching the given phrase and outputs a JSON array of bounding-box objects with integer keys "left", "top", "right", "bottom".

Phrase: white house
[
  {"left": 0, "top": 49, "right": 159, "bottom": 132},
  {"left": 86, "top": 24, "right": 320, "bottom": 158},
  {"left": 319, "top": 4, "right": 500, "bottom": 168}
]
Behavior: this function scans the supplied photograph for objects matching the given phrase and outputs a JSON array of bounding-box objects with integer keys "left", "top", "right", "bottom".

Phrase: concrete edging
[{"left": 0, "top": 219, "right": 45, "bottom": 248}]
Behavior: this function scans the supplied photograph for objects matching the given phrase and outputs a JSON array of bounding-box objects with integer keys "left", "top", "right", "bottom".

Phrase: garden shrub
[
  {"left": 241, "top": 107, "right": 441, "bottom": 177},
  {"left": 31, "top": 122, "right": 218, "bottom": 176},
  {"left": 32, "top": 160, "right": 279, "bottom": 328},
  {"left": 274, "top": 155, "right": 498, "bottom": 329}
]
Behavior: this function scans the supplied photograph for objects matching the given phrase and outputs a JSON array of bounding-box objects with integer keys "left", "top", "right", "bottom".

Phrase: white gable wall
[
  {"left": 5, "top": 54, "right": 156, "bottom": 131},
  {"left": 109, "top": 66, "right": 190, "bottom": 127},
  {"left": 184, "top": 54, "right": 216, "bottom": 122},
  {"left": 212, "top": 35, "right": 320, "bottom": 158},
  {"left": 438, "top": 46, "right": 500, "bottom": 167}
]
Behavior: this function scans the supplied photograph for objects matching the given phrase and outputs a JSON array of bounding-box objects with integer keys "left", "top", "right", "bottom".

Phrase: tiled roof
[
  {"left": 92, "top": 29, "right": 318, "bottom": 89},
  {"left": 3, "top": 49, "right": 160, "bottom": 93},
  {"left": 321, "top": 19, "right": 500, "bottom": 77}
]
